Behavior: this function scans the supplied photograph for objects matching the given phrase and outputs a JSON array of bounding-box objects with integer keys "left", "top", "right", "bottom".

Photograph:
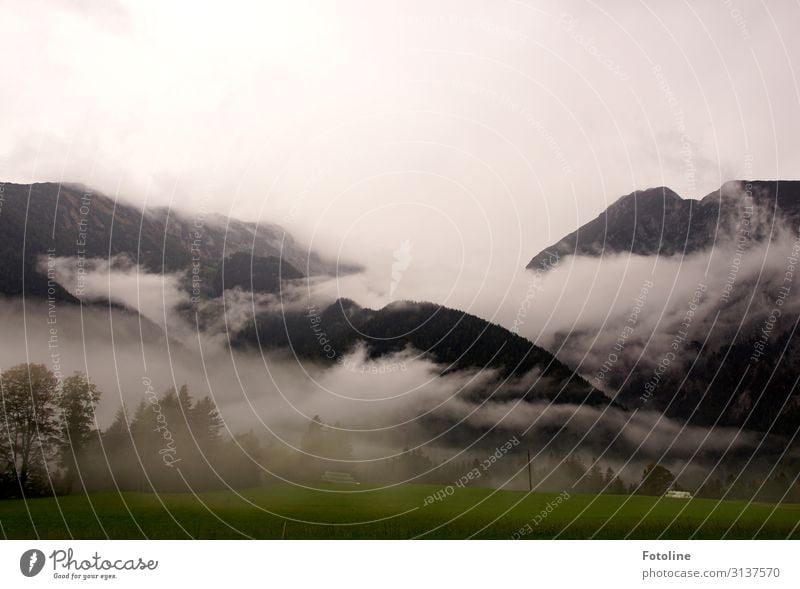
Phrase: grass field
[{"left": 1, "top": 484, "right": 799, "bottom": 539}]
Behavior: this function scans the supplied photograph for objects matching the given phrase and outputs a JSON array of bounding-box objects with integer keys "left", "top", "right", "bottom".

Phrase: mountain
[
  {"left": 235, "top": 298, "right": 612, "bottom": 407},
  {"left": 527, "top": 180, "right": 800, "bottom": 270},
  {"left": 640, "top": 323, "right": 800, "bottom": 435},
  {"left": 1, "top": 181, "right": 609, "bottom": 410},
  {"left": 0, "top": 182, "right": 343, "bottom": 301},
  {"left": 550, "top": 308, "right": 800, "bottom": 435},
  {"left": 212, "top": 252, "right": 304, "bottom": 296},
  {"left": 532, "top": 179, "right": 800, "bottom": 435}
]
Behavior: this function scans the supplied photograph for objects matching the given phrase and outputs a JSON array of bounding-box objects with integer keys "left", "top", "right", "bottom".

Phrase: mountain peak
[
  {"left": 527, "top": 180, "right": 800, "bottom": 271},
  {"left": 610, "top": 186, "right": 683, "bottom": 207},
  {"left": 334, "top": 297, "right": 363, "bottom": 311}
]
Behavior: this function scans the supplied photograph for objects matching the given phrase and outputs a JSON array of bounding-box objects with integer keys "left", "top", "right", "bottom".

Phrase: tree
[
  {"left": 222, "top": 430, "right": 262, "bottom": 488},
  {"left": 393, "top": 447, "right": 434, "bottom": 482},
  {"left": 300, "top": 415, "right": 339, "bottom": 480},
  {"left": 301, "top": 415, "right": 325, "bottom": 456},
  {"left": 105, "top": 405, "right": 131, "bottom": 440},
  {"left": 757, "top": 472, "right": 789, "bottom": 503},
  {"left": 189, "top": 395, "right": 223, "bottom": 451},
  {"left": 581, "top": 462, "right": 604, "bottom": 494},
  {"left": 604, "top": 467, "right": 628, "bottom": 495},
  {"left": 57, "top": 373, "right": 101, "bottom": 492},
  {"left": 326, "top": 422, "right": 353, "bottom": 461},
  {"left": 696, "top": 477, "right": 724, "bottom": 499},
  {"left": 639, "top": 463, "right": 675, "bottom": 496},
  {"left": 553, "top": 453, "right": 586, "bottom": 490},
  {"left": 0, "top": 364, "right": 59, "bottom": 495},
  {"left": 96, "top": 385, "right": 228, "bottom": 492}
]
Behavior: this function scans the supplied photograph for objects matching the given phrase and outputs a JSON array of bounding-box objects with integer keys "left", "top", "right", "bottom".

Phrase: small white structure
[
  {"left": 321, "top": 471, "right": 360, "bottom": 485},
  {"left": 665, "top": 489, "right": 692, "bottom": 499}
]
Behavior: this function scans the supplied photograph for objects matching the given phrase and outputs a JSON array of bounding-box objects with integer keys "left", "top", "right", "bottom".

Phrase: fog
[
  {"left": 0, "top": 278, "right": 774, "bottom": 489},
  {"left": 10, "top": 187, "right": 796, "bottom": 471},
  {"left": 513, "top": 204, "right": 800, "bottom": 391},
  {"left": 3, "top": 1, "right": 800, "bottom": 496}
]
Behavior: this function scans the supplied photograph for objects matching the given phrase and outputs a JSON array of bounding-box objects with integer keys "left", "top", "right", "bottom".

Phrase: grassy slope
[{"left": 1, "top": 484, "right": 798, "bottom": 540}]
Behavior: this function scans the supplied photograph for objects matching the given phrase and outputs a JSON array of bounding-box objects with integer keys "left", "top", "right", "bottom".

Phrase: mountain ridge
[
  {"left": 527, "top": 180, "right": 800, "bottom": 270},
  {"left": 530, "top": 179, "right": 800, "bottom": 435},
  {"left": 235, "top": 297, "right": 614, "bottom": 408},
  {"left": 0, "top": 181, "right": 351, "bottom": 302}
]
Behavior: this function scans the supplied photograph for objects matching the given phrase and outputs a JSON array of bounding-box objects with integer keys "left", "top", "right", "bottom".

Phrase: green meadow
[{"left": 1, "top": 484, "right": 799, "bottom": 540}]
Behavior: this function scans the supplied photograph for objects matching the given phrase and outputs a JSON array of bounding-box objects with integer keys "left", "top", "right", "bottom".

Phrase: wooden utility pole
[{"left": 527, "top": 449, "right": 533, "bottom": 491}]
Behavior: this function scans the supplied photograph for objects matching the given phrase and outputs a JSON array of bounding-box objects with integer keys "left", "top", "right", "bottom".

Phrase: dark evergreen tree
[
  {"left": 639, "top": 464, "right": 675, "bottom": 496},
  {"left": 56, "top": 373, "right": 101, "bottom": 492},
  {"left": 604, "top": 467, "right": 628, "bottom": 495}
]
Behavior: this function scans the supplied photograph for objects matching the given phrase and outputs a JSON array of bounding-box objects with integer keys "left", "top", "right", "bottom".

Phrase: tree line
[
  {"left": 0, "top": 363, "right": 260, "bottom": 498},
  {"left": 3, "top": 362, "right": 800, "bottom": 503},
  {"left": 0, "top": 364, "right": 98, "bottom": 497}
]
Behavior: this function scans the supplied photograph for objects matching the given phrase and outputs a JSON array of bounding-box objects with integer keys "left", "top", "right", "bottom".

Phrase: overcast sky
[{"left": 2, "top": 0, "right": 799, "bottom": 311}]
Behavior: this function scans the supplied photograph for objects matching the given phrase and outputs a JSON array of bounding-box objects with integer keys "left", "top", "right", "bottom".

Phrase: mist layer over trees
[{"left": 2, "top": 362, "right": 800, "bottom": 505}]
